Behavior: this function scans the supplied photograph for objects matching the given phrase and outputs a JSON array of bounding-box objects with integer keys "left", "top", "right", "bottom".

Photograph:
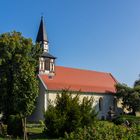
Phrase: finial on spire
[{"left": 41, "top": 12, "right": 44, "bottom": 19}]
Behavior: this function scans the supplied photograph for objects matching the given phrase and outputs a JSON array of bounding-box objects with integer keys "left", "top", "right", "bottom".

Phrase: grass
[
  {"left": 0, "top": 123, "right": 48, "bottom": 140},
  {"left": 27, "top": 123, "right": 44, "bottom": 134},
  {"left": 1, "top": 118, "right": 139, "bottom": 140},
  {"left": 27, "top": 123, "right": 47, "bottom": 140},
  {"left": 0, "top": 123, "right": 54, "bottom": 140}
]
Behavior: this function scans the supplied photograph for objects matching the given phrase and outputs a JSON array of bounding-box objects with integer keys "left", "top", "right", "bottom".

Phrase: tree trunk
[{"left": 22, "top": 118, "right": 28, "bottom": 140}]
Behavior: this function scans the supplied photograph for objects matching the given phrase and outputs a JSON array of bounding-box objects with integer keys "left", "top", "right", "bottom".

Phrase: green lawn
[
  {"left": 27, "top": 123, "right": 47, "bottom": 140},
  {"left": 0, "top": 129, "right": 45, "bottom": 139},
  {"left": 0, "top": 123, "right": 56, "bottom": 140}
]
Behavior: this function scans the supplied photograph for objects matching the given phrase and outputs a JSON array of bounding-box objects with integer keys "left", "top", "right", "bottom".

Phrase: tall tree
[
  {"left": 0, "top": 31, "right": 41, "bottom": 121},
  {"left": 116, "top": 82, "right": 140, "bottom": 115}
]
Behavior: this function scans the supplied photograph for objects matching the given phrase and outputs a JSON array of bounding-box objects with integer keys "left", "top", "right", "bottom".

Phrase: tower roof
[
  {"left": 41, "top": 52, "right": 56, "bottom": 59},
  {"left": 36, "top": 16, "right": 48, "bottom": 43}
]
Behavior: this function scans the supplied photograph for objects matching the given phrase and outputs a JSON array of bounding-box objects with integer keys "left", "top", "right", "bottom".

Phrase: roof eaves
[
  {"left": 38, "top": 74, "right": 48, "bottom": 89},
  {"left": 46, "top": 89, "right": 115, "bottom": 95},
  {"left": 41, "top": 52, "right": 56, "bottom": 59}
]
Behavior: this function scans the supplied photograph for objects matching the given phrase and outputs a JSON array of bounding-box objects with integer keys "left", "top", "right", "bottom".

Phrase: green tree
[
  {"left": 116, "top": 82, "right": 140, "bottom": 114},
  {"left": 44, "top": 90, "right": 97, "bottom": 138},
  {"left": 134, "top": 75, "right": 140, "bottom": 87},
  {"left": 0, "top": 31, "right": 41, "bottom": 120}
]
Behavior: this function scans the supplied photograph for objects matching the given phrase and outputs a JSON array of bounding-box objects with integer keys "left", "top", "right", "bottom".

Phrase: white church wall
[{"left": 46, "top": 91, "right": 115, "bottom": 119}]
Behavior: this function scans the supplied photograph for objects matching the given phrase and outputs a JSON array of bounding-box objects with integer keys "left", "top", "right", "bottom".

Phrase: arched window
[
  {"left": 45, "top": 58, "right": 50, "bottom": 70},
  {"left": 113, "top": 98, "right": 117, "bottom": 111},
  {"left": 99, "top": 97, "right": 103, "bottom": 111}
]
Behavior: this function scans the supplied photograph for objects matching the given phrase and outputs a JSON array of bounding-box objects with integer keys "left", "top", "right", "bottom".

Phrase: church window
[
  {"left": 99, "top": 97, "right": 103, "bottom": 111},
  {"left": 40, "top": 61, "right": 44, "bottom": 70},
  {"left": 45, "top": 58, "right": 50, "bottom": 70},
  {"left": 113, "top": 98, "right": 117, "bottom": 111}
]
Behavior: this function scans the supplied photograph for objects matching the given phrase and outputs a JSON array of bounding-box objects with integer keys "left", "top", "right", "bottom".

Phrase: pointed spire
[{"left": 36, "top": 16, "right": 48, "bottom": 43}]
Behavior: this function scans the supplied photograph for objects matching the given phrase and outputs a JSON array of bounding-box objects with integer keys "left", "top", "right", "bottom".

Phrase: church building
[{"left": 30, "top": 17, "right": 118, "bottom": 121}]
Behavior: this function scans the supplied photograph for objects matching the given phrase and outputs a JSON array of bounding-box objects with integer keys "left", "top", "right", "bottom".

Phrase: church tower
[{"left": 36, "top": 17, "right": 56, "bottom": 76}]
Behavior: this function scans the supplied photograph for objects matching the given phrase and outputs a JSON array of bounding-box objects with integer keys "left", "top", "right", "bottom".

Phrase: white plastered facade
[{"left": 29, "top": 77, "right": 117, "bottom": 122}]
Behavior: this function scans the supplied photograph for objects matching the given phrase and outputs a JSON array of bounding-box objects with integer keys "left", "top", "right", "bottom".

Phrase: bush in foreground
[
  {"left": 62, "top": 121, "right": 140, "bottom": 140},
  {"left": 7, "top": 115, "right": 23, "bottom": 137},
  {"left": 44, "top": 90, "right": 97, "bottom": 138},
  {"left": 113, "top": 115, "right": 140, "bottom": 126}
]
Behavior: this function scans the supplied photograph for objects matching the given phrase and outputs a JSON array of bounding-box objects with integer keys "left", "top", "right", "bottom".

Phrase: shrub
[
  {"left": 44, "top": 90, "right": 97, "bottom": 138},
  {"left": 113, "top": 115, "right": 140, "bottom": 126},
  {"left": 7, "top": 115, "right": 23, "bottom": 137},
  {"left": 0, "top": 123, "right": 7, "bottom": 137},
  {"left": 62, "top": 121, "right": 139, "bottom": 140},
  {"left": 44, "top": 105, "right": 65, "bottom": 137}
]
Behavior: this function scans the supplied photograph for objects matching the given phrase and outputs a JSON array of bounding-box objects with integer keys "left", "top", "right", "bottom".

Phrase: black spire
[{"left": 36, "top": 16, "right": 48, "bottom": 43}]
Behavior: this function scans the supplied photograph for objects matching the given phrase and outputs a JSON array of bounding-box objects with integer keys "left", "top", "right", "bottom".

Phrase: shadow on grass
[
  {"left": 27, "top": 124, "right": 58, "bottom": 140},
  {"left": 28, "top": 132, "right": 47, "bottom": 139},
  {"left": 28, "top": 133, "right": 58, "bottom": 140}
]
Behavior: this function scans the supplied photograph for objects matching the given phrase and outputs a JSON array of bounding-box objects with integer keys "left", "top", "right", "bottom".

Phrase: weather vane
[{"left": 41, "top": 12, "right": 44, "bottom": 18}]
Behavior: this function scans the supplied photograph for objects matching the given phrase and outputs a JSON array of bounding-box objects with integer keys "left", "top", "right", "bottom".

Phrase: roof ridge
[
  {"left": 56, "top": 65, "right": 110, "bottom": 75},
  {"left": 109, "top": 73, "right": 118, "bottom": 84}
]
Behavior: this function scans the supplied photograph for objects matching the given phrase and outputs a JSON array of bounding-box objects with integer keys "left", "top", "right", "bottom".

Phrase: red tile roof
[{"left": 39, "top": 66, "right": 117, "bottom": 94}]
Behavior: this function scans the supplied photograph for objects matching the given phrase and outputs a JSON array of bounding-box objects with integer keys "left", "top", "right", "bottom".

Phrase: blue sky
[{"left": 1, "top": 0, "right": 140, "bottom": 86}]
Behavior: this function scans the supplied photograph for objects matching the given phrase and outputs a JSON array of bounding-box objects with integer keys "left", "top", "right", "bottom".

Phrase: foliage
[
  {"left": 0, "top": 31, "right": 42, "bottom": 121},
  {"left": 62, "top": 121, "right": 140, "bottom": 140},
  {"left": 134, "top": 75, "right": 140, "bottom": 87},
  {"left": 80, "top": 96, "right": 97, "bottom": 127},
  {"left": 44, "top": 90, "right": 97, "bottom": 138},
  {"left": 0, "top": 123, "right": 7, "bottom": 137},
  {"left": 113, "top": 115, "right": 140, "bottom": 126},
  {"left": 7, "top": 115, "right": 23, "bottom": 137},
  {"left": 116, "top": 83, "right": 140, "bottom": 114}
]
